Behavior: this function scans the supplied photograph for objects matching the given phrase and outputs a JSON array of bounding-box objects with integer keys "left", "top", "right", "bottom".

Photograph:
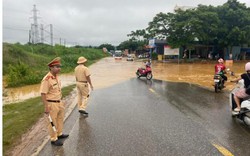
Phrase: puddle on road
[
  {"left": 2, "top": 57, "right": 248, "bottom": 104},
  {"left": 2, "top": 73, "right": 76, "bottom": 104}
]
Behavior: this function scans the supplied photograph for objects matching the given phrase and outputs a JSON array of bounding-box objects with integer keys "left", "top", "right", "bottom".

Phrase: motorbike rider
[
  {"left": 140, "top": 59, "right": 151, "bottom": 73},
  {"left": 215, "top": 58, "right": 227, "bottom": 86},
  {"left": 145, "top": 59, "right": 151, "bottom": 67},
  {"left": 231, "top": 62, "right": 250, "bottom": 112}
]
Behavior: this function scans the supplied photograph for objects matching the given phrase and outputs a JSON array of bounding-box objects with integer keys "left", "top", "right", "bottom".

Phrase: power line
[
  {"left": 3, "top": 26, "right": 29, "bottom": 31},
  {"left": 5, "top": 5, "right": 82, "bottom": 46},
  {"left": 3, "top": 7, "right": 30, "bottom": 15}
]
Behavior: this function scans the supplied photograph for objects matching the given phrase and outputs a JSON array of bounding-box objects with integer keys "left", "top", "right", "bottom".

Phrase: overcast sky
[{"left": 3, "top": 0, "right": 250, "bottom": 46}]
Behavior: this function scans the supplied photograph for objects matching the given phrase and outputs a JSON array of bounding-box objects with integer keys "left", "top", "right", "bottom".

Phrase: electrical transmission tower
[
  {"left": 30, "top": 5, "right": 40, "bottom": 44},
  {"left": 29, "top": 5, "right": 54, "bottom": 45}
]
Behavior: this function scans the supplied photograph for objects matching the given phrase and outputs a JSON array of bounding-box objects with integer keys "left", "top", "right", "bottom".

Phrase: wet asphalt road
[{"left": 38, "top": 78, "right": 250, "bottom": 156}]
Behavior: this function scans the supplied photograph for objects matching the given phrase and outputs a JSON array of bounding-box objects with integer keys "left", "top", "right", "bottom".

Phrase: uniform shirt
[
  {"left": 40, "top": 72, "right": 62, "bottom": 100},
  {"left": 241, "top": 73, "right": 250, "bottom": 88},
  {"left": 215, "top": 64, "right": 226, "bottom": 74},
  {"left": 75, "top": 64, "right": 90, "bottom": 82}
]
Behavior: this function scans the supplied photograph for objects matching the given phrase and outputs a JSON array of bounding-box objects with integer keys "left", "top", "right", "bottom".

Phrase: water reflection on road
[{"left": 2, "top": 57, "right": 247, "bottom": 104}]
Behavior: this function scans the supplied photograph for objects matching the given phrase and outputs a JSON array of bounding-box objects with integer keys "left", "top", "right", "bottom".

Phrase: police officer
[
  {"left": 40, "top": 57, "right": 69, "bottom": 146},
  {"left": 75, "top": 56, "right": 93, "bottom": 115}
]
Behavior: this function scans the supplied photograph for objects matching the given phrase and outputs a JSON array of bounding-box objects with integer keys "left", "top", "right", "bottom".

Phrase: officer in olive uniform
[
  {"left": 40, "top": 57, "right": 69, "bottom": 146},
  {"left": 75, "top": 56, "right": 93, "bottom": 115}
]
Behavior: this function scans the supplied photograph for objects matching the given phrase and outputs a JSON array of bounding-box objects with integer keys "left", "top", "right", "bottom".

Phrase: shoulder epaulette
[{"left": 45, "top": 76, "right": 52, "bottom": 80}]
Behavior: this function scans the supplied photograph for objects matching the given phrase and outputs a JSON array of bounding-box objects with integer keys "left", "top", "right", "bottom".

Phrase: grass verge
[{"left": 3, "top": 84, "right": 76, "bottom": 155}]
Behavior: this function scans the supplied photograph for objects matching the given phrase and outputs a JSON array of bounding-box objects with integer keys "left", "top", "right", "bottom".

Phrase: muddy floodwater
[
  {"left": 153, "top": 61, "right": 246, "bottom": 90},
  {"left": 2, "top": 57, "right": 248, "bottom": 104}
]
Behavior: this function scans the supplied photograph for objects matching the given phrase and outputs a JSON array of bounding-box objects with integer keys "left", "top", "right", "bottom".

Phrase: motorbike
[
  {"left": 214, "top": 73, "right": 224, "bottom": 92},
  {"left": 136, "top": 64, "right": 153, "bottom": 80},
  {"left": 214, "top": 69, "right": 233, "bottom": 93},
  {"left": 230, "top": 79, "right": 250, "bottom": 126}
]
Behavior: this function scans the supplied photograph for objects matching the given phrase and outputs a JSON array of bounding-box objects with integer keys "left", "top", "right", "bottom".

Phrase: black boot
[
  {"left": 79, "top": 110, "right": 88, "bottom": 115},
  {"left": 58, "top": 134, "right": 69, "bottom": 139},
  {"left": 51, "top": 139, "right": 63, "bottom": 146}
]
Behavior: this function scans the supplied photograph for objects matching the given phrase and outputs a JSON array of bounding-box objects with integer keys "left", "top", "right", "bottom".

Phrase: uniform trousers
[
  {"left": 47, "top": 101, "right": 65, "bottom": 141},
  {"left": 76, "top": 82, "right": 89, "bottom": 111}
]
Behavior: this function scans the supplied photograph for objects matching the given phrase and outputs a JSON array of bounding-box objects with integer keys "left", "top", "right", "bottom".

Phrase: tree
[
  {"left": 166, "top": 5, "right": 221, "bottom": 49},
  {"left": 126, "top": 29, "right": 149, "bottom": 52},
  {"left": 147, "top": 12, "right": 175, "bottom": 40},
  {"left": 125, "top": 0, "right": 250, "bottom": 58},
  {"left": 216, "top": 0, "right": 250, "bottom": 48},
  {"left": 98, "top": 43, "right": 115, "bottom": 51},
  {"left": 127, "top": 29, "right": 152, "bottom": 41},
  {"left": 117, "top": 39, "right": 146, "bottom": 52},
  {"left": 166, "top": 9, "right": 196, "bottom": 48}
]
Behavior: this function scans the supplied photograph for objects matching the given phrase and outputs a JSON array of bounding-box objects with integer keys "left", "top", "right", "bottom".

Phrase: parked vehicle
[
  {"left": 230, "top": 80, "right": 250, "bottom": 126},
  {"left": 136, "top": 64, "right": 152, "bottom": 80}
]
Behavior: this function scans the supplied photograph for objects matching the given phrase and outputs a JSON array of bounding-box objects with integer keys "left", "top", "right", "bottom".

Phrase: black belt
[
  {"left": 47, "top": 100, "right": 60, "bottom": 103},
  {"left": 77, "top": 81, "right": 87, "bottom": 83}
]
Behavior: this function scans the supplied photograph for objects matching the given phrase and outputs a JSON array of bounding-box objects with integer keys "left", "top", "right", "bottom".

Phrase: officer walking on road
[
  {"left": 40, "top": 57, "right": 69, "bottom": 146},
  {"left": 75, "top": 56, "right": 93, "bottom": 115}
]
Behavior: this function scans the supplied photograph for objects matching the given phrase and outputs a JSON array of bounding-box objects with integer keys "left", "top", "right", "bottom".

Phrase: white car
[
  {"left": 114, "top": 50, "right": 122, "bottom": 60},
  {"left": 126, "top": 55, "right": 134, "bottom": 61}
]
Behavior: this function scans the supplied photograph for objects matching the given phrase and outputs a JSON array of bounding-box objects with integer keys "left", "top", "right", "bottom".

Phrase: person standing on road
[
  {"left": 40, "top": 57, "right": 69, "bottom": 146},
  {"left": 75, "top": 56, "right": 93, "bottom": 115}
]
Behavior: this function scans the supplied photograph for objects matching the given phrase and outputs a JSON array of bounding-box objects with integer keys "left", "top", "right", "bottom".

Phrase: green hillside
[{"left": 3, "top": 43, "right": 108, "bottom": 87}]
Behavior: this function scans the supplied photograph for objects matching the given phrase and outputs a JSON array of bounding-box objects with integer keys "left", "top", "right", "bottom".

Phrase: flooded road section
[
  {"left": 153, "top": 61, "right": 246, "bottom": 91},
  {"left": 2, "top": 57, "right": 247, "bottom": 104}
]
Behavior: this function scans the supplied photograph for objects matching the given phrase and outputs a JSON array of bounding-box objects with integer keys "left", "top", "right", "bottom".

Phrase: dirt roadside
[{"left": 7, "top": 89, "right": 78, "bottom": 156}]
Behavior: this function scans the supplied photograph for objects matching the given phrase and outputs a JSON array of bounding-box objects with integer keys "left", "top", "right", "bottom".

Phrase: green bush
[{"left": 6, "top": 61, "right": 42, "bottom": 87}]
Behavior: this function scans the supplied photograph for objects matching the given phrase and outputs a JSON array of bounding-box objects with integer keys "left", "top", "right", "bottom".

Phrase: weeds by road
[
  {"left": 3, "top": 84, "right": 76, "bottom": 156},
  {"left": 3, "top": 43, "right": 108, "bottom": 87}
]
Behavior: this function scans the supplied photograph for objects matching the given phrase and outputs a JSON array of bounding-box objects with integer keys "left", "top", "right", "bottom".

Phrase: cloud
[{"left": 3, "top": 0, "right": 250, "bottom": 46}]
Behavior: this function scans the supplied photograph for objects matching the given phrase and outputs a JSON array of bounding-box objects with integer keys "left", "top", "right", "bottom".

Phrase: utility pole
[
  {"left": 29, "top": 30, "right": 31, "bottom": 43},
  {"left": 31, "top": 24, "right": 35, "bottom": 44},
  {"left": 50, "top": 24, "right": 53, "bottom": 46},
  {"left": 31, "top": 5, "right": 39, "bottom": 44},
  {"left": 40, "top": 24, "right": 44, "bottom": 44}
]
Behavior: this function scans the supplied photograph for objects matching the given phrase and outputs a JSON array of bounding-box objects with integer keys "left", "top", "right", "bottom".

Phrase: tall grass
[{"left": 3, "top": 43, "right": 108, "bottom": 87}]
